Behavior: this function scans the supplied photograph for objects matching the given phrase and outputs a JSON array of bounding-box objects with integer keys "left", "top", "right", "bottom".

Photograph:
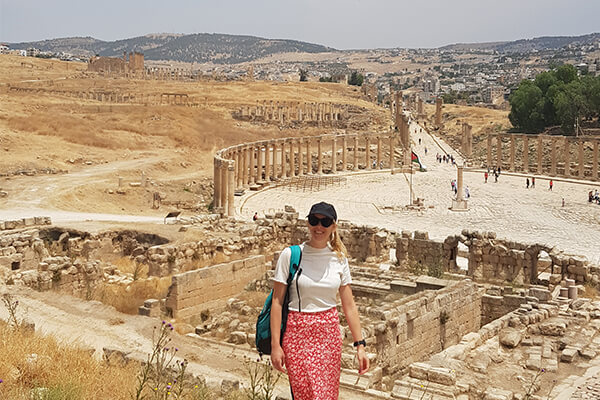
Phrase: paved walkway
[{"left": 239, "top": 121, "right": 600, "bottom": 262}]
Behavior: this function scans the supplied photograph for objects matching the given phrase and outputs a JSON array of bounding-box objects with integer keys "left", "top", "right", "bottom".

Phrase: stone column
[
  {"left": 509, "top": 135, "right": 516, "bottom": 171},
  {"left": 564, "top": 138, "right": 570, "bottom": 177},
  {"left": 593, "top": 140, "right": 599, "bottom": 181},
  {"left": 342, "top": 136, "right": 348, "bottom": 172},
  {"left": 249, "top": 146, "right": 256, "bottom": 185},
  {"left": 289, "top": 140, "right": 295, "bottom": 177},
  {"left": 451, "top": 164, "right": 468, "bottom": 210},
  {"left": 487, "top": 135, "right": 493, "bottom": 167},
  {"left": 496, "top": 135, "right": 503, "bottom": 169},
  {"left": 281, "top": 141, "right": 288, "bottom": 178},
  {"left": 551, "top": 138, "right": 557, "bottom": 176},
  {"left": 435, "top": 97, "right": 443, "bottom": 126},
  {"left": 365, "top": 136, "right": 371, "bottom": 170},
  {"left": 213, "top": 158, "right": 221, "bottom": 209},
  {"left": 235, "top": 151, "right": 242, "bottom": 188},
  {"left": 317, "top": 138, "right": 323, "bottom": 174},
  {"left": 306, "top": 139, "right": 312, "bottom": 174},
  {"left": 257, "top": 144, "right": 264, "bottom": 182},
  {"left": 242, "top": 148, "right": 249, "bottom": 187},
  {"left": 220, "top": 162, "right": 228, "bottom": 214},
  {"left": 331, "top": 137, "right": 337, "bottom": 173},
  {"left": 265, "top": 143, "right": 271, "bottom": 181},
  {"left": 227, "top": 161, "right": 235, "bottom": 217},
  {"left": 298, "top": 139, "right": 304, "bottom": 176},
  {"left": 578, "top": 139, "right": 584, "bottom": 178},
  {"left": 353, "top": 136, "right": 359, "bottom": 171},
  {"left": 389, "top": 135, "right": 395, "bottom": 173},
  {"left": 522, "top": 135, "right": 529, "bottom": 173},
  {"left": 377, "top": 136, "right": 382, "bottom": 168},
  {"left": 537, "top": 135, "right": 544, "bottom": 174}
]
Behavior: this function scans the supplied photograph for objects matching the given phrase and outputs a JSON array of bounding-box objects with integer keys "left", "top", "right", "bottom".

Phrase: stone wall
[
  {"left": 395, "top": 229, "right": 600, "bottom": 287},
  {"left": 164, "top": 255, "right": 267, "bottom": 321},
  {"left": 480, "top": 285, "right": 551, "bottom": 326},
  {"left": 360, "top": 280, "right": 483, "bottom": 376},
  {"left": 0, "top": 216, "right": 51, "bottom": 231}
]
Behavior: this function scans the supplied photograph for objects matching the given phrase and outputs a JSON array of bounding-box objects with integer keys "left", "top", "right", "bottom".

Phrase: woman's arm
[
  {"left": 270, "top": 281, "right": 287, "bottom": 373},
  {"left": 340, "top": 284, "right": 370, "bottom": 375}
]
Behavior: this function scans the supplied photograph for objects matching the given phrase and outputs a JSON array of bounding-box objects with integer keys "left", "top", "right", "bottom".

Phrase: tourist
[
  {"left": 253, "top": 212, "right": 258, "bottom": 221},
  {"left": 549, "top": 180, "right": 553, "bottom": 191},
  {"left": 270, "top": 202, "right": 369, "bottom": 398},
  {"left": 465, "top": 186, "right": 470, "bottom": 199},
  {"left": 526, "top": 178, "right": 530, "bottom": 189},
  {"left": 484, "top": 171, "right": 488, "bottom": 183},
  {"left": 424, "top": 147, "right": 428, "bottom": 155},
  {"left": 589, "top": 190, "right": 594, "bottom": 203},
  {"left": 531, "top": 177, "right": 535, "bottom": 188},
  {"left": 418, "top": 138, "right": 421, "bottom": 145},
  {"left": 494, "top": 171, "right": 498, "bottom": 183}
]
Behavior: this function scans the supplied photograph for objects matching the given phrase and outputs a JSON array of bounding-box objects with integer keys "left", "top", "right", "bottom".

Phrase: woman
[{"left": 270, "top": 201, "right": 369, "bottom": 399}]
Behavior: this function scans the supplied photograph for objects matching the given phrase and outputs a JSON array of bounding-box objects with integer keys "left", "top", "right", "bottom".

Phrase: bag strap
[{"left": 288, "top": 244, "right": 302, "bottom": 280}]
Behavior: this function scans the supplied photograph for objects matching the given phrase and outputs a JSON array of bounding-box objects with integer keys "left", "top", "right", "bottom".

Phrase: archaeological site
[{"left": 1, "top": 43, "right": 600, "bottom": 400}]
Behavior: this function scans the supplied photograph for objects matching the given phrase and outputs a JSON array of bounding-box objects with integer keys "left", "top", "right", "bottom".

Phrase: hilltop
[
  {"left": 440, "top": 32, "right": 600, "bottom": 52},
  {"left": 7, "top": 33, "right": 335, "bottom": 64}
]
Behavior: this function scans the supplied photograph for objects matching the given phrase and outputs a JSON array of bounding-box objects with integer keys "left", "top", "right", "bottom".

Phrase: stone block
[
  {"left": 561, "top": 347, "right": 578, "bottom": 363},
  {"left": 539, "top": 321, "right": 566, "bottom": 336},
  {"left": 499, "top": 329, "right": 521, "bottom": 348},
  {"left": 483, "top": 387, "right": 513, "bottom": 400},
  {"left": 427, "top": 367, "right": 456, "bottom": 386}
]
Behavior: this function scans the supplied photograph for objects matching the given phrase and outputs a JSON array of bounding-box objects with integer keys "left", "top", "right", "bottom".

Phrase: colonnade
[
  {"left": 487, "top": 134, "right": 600, "bottom": 180},
  {"left": 239, "top": 101, "right": 345, "bottom": 123},
  {"left": 214, "top": 132, "right": 404, "bottom": 216}
]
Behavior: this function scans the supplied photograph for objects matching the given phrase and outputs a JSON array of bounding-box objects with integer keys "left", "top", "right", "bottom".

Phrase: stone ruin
[{"left": 1, "top": 209, "right": 600, "bottom": 399}]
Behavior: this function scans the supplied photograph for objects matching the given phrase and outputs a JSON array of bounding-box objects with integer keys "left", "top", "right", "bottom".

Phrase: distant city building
[
  {"left": 482, "top": 86, "right": 504, "bottom": 104},
  {"left": 0, "top": 44, "right": 9, "bottom": 54},
  {"left": 26, "top": 48, "right": 40, "bottom": 57}
]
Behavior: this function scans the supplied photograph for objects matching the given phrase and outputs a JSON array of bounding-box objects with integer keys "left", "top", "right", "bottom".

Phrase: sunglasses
[{"left": 308, "top": 214, "right": 334, "bottom": 227}]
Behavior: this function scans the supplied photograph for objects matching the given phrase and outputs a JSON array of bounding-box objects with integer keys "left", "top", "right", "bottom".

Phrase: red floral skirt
[{"left": 282, "top": 307, "right": 342, "bottom": 400}]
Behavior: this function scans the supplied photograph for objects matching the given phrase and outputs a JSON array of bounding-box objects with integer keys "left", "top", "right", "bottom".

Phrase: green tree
[
  {"left": 508, "top": 80, "right": 545, "bottom": 132},
  {"left": 348, "top": 71, "right": 364, "bottom": 86}
]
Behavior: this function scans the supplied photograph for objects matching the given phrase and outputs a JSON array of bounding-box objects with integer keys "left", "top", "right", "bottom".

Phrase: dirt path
[{"left": 0, "top": 286, "right": 380, "bottom": 399}]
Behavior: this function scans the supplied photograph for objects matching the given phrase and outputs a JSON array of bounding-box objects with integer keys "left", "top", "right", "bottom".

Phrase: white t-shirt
[{"left": 273, "top": 243, "right": 352, "bottom": 312}]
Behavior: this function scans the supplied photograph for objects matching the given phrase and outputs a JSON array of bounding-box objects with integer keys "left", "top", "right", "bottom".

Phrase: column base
[{"left": 451, "top": 199, "right": 469, "bottom": 211}]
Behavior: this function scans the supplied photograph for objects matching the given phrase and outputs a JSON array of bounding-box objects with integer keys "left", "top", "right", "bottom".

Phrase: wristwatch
[{"left": 353, "top": 339, "right": 366, "bottom": 348}]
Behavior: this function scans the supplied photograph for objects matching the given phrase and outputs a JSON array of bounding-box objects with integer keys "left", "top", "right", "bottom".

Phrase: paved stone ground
[{"left": 239, "top": 121, "right": 600, "bottom": 262}]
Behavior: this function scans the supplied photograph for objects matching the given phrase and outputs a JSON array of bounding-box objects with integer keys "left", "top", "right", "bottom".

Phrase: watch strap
[{"left": 353, "top": 339, "right": 366, "bottom": 347}]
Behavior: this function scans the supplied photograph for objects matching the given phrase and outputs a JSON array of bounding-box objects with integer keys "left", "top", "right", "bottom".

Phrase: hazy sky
[{"left": 1, "top": 0, "right": 598, "bottom": 49}]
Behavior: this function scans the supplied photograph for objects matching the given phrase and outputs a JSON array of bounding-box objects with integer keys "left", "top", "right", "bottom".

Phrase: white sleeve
[
  {"left": 340, "top": 257, "right": 352, "bottom": 286},
  {"left": 273, "top": 247, "right": 291, "bottom": 285}
]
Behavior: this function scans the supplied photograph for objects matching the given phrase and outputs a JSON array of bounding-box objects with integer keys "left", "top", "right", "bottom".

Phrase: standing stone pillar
[
  {"left": 365, "top": 136, "right": 371, "bottom": 170},
  {"left": 281, "top": 141, "right": 288, "bottom": 178},
  {"left": 564, "top": 138, "right": 570, "bottom": 177},
  {"left": 593, "top": 140, "right": 599, "bottom": 181},
  {"left": 227, "top": 161, "right": 235, "bottom": 217},
  {"left": 509, "top": 135, "right": 516, "bottom": 171},
  {"left": 435, "top": 97, "right": 443, "bottom": 127},
  {"left": 249, "top": 146, "right": 256, "bottom": 185},
  {"left": 496, "top": 135, "right": 503, "bottom": 169},
  {"left": 331, "top": 137, "right": 337, "bottom": 173},
  {"left": 578, "top": 139, "right": 584, "bottom": 178},
  {"left": 377, "top": 136, "right": 382, "bottom": 168},
  {"left": 537, "top": 136, "right": 544, "bottom": 174},
  {"left": 220, "top": 162, "right": 228, "bottom": 215},
  {"left": 213, "top": 158, "right": 221, "bottom": 209},
  {"left": 297, "top": 140, "right": 304, "bottom": 176},
  {"left": 241, "top": 148, "right": 249, "bottom": 187},
  {"left": 236, "top": 150, "right": 243, "bottom": 188},
  {"left": 462, "top": 123, "right": 472, "bottom": 157},
  {"left": 522, "top": 136, "right": 529, "bottom": 173},
  {"left": 265, "top": 143, "right": 271, "bottom": 181},
  {"left": 257, "top": 144, "right": 264, "bottom": 182},
  {"left": 342, "top": 136, "right": 348, "bottom": 172},
  {"left": 353, "top": 136, "right": 359, "bottom": 171},
  {"left": 389, "top": 135, "right": 395, "bottom": 173},
  {"left": 306, "top": 139, "right": 312, "bottom": 174},
  {"left": 487, "top": 135, "right": 493, "bottom": 167},
  {"left": 551, "top": 138, "right": 557, "bottom": 176},
  {"left": 317, "top": 139, "right": 323, "bottom": 174},
  {"left": 289, "top": 140, "right": 295, "bottom": 177},
  {"left": 451, "top": 164, "right": 468, "bottom": 211}
]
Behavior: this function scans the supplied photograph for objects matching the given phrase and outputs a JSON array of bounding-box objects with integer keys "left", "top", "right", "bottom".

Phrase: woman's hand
[
  {"left": 357, "top": 346, "right": 369, "bottom": 375},
  {"left": 271, "top": 345, "right": 287, "bottom": 374}
]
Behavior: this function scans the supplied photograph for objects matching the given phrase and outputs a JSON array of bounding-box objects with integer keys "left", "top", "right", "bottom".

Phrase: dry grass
[
  {"left": 0, "top": 321, "right": 139, "bottom": 400},
  {"left": 92, "top": 276, "right": 172, "bottom": 314}
]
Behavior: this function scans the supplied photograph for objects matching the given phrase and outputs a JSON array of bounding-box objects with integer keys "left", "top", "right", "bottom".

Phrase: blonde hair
[{"left": 329, "top": 225, "right": 348, "bottom": 260}]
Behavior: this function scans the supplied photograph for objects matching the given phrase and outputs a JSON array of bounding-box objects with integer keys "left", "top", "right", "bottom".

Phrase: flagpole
[{"left": 410, "top": 152, "right": 413, "bottom": 205}]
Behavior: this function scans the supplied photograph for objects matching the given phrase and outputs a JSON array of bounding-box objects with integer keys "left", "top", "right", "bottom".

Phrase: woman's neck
[{"left": 307, "top": 239, "right": 328, "bottom": 249}]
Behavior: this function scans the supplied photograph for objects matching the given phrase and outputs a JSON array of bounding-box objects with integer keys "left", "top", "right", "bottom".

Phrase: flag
[{"left": 411, "top": 150, "right": 422, "bottom": 168}]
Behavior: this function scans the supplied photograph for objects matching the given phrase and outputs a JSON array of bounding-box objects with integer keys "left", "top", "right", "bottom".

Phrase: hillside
[
  {"left": 440, "top": 32, "right": 600, "bottom": 53},
  {"left": 8, "top": 33, "right": 335, "bottom": 64}
]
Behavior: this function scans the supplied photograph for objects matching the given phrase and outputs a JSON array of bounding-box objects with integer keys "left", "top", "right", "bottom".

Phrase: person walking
[
  {"left": 549, "top": 180, "right": 553, "bottom": 191},
  {"left": 531, "top": 177, "right": 535, "bottom": 188},
  {"left": 484, "top": 171, "right": 488, "bottom": 183},
  {"left": 270, "top": 202, "right": 369, "bottom": 399},
  {"left": 526, "top": 178, "right": 530, "bottom": 189}
]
